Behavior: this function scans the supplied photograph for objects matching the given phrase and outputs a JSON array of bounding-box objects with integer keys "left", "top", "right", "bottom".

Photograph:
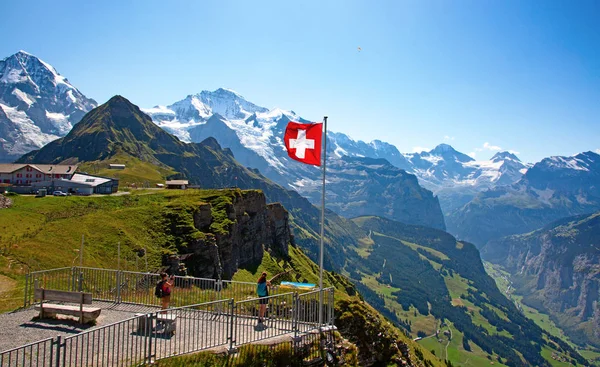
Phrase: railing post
[
  {"left": 78, "top": 271, "right": 83, "bottom": 292},
  {"left": 53, "top": 336, "right": 62, "bottom": 367},
  {"left": 23, "top": 273, "right": 29, "bottom": 307},
  {"left": 293, "top": 292, "right": 299, "bottom": 338},
  {"left": 70, "top": 267, "right": 76, "bottom": 292},
  {"left": 146, "top": 313, "right": 154, "bottom": 364},
  {"left": 216, "top": 280, "right": 222, "bottom": 302},
  {"left": 228, "top": 299, "right": 236, "bottom": 353},
  {"left": 329, "top": 288, "right": 335, "bottom": 326},
  {"left": 116, "top": 271, "right": 122, "bottom": 304}
]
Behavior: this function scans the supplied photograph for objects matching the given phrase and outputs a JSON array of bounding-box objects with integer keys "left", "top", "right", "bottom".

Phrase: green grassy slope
[
  {"left": 78, "top": 154, "right": 176, "bottom": 187},
  {"left": 0, "top": 190, "right": 445, "bottom": 367}
]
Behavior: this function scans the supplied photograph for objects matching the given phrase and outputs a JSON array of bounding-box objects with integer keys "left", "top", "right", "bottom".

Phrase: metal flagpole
[{"left": 319, "top": 116, "right": 328, "bottom": 327}]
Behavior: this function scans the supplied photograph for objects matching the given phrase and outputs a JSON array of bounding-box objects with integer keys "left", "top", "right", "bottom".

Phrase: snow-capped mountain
[
  {"left": 400, "top": 145, "right": 531, "bottom": 213},
  {"left": 0, "top": 51, "right": 96, "bottom": 162},
  {"left": 143, "top": 88, "right": 269, "bottom": 142},
  {"left": 144, "top": 89, "right": 446, "bottom": 229},
  {"left": 404, "top": 144, "right": 529, "bottom": 191},
  {"left": 144, "top": 89, "right": 532, "bottom": 219},
  {"left": 144, "top": 89, "right": 528, "bottom": 192},
  {"left": 327, "top": 132, "right": 412, "bottom": 170}
]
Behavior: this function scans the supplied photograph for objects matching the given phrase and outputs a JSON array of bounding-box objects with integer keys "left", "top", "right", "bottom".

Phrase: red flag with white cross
[{"left": 284, "top": 122, "right": 323, "bottom": 166}]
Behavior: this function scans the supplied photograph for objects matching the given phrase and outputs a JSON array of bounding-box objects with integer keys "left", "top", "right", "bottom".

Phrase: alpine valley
[{"left": 2, "top": 50, "right": 600, "bottom": 366}]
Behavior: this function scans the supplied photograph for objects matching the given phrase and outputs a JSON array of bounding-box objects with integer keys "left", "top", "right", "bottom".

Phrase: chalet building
[
  {"left": 0, "top": 164, "right": 78, "bottom": 185},
  {"left": 0, "top": 164, "right": 118, "bottom": 195},
  {"left": 166, "top": 180, "right": 189, "bottom": 190},
  {"left": 32, "top": 173, "right": 119, "bottom": 195}
]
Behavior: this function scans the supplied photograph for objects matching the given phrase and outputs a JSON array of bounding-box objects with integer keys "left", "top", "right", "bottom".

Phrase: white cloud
[
  {"left": 467, "top": 152, "right": 476, "bottom": 158},
  {"left": 483, "top": 142, "right": 502, "bottom": 151},
  {"left": 444, "top": 135, "right": 455, "bottom": 141},
  {"left": 412, "top": 146, "right": 430, "bottom": 153},
  {"left": 508, "top": 149, "right": 520, "bottom": 155},
  {"left": 595, "top": 148, "right": 600, "bottom": 154}
]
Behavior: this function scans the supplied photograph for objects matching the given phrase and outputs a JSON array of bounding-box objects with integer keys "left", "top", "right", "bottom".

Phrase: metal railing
[
  {"left": 0, "top": 338, "right": 55, "bottom": 367},
  {"left": 8, "top": 267, "right": 335, "bottom": 367},
  {"left": 59, "top": 298, "right": 233, "bottom": 367},
  {"left": 296, "top": 288, "right": 335, "bottom": 334},
  {"left": 24, "top": 267, "right": 297, "bottom": 308},
  {"left": 234, "top": 292, "right": 296, "bottom": 346},
  {"left": 3, "top": 290, "right": 334, "bottom": 366}
]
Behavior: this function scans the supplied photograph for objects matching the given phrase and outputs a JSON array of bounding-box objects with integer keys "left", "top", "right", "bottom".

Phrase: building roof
[
  {"left": 0, "top": 164, "right": 78, "bottom": 175},
  {"left": 32, "top": 179, "right": 94, "bottom": 188},
  {"left": 166, "top": 180, "right": 189, "bottom": 185},
  {"left": 70, "top": 173, "right": 112, "bottom": 187}
]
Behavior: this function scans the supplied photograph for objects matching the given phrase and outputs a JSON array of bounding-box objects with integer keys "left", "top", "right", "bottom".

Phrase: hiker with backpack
[{"left": 156, "top": 272, "right": 174, "bottom": 311}]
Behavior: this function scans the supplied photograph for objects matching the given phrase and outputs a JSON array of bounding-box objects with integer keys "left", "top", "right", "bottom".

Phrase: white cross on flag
[{"left": 284, "top": 121, "right": 323, "bottom": 166}]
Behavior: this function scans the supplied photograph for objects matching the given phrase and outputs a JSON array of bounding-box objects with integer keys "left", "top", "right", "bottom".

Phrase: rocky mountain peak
[
  {"left": 430, "top": 143, "right": 455, "bottom": 154},
  {"left": 428, "top": 144, "right": 474, "bottom": 162},
  {"left": 172, "top": 88, "right": 269, "bottom": 121},
  {"left": 0, "top": 51, "right": 96, "bottom": 162},
  {"left": 491, "top": 151, "right": 521, "bottom": 162}
]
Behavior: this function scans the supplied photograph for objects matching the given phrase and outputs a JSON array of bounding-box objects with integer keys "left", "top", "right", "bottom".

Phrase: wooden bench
[{"left": 34, "top": 288, "right": 101, "bottom": 324}]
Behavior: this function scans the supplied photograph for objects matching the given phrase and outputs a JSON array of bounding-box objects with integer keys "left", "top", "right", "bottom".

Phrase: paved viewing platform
[{"left": 0, "top": 267, "right": 334, "bottom": 366}]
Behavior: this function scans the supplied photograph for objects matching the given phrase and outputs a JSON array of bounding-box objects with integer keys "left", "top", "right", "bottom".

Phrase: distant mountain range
[
  {"left": 4, "top": 50, "right": 599, "bottom": 239},
  {"left": 143, "top": 90, "right": 531, "bottom": 203},
  {"left": 447, "top": 151, "right": 600, "bottom": 247},
  {"left": 0, "top": 51, "right": 96, "bottom": 162},
  {"left": 143, "top": 89, "right": 449, "bottom": 229},
  {"left": 0, "top": 51, "right": 532, "bottom": 221}
]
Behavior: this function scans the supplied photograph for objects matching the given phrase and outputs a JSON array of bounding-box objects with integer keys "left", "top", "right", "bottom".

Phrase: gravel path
[{"left": 0, "top": 302, "right": 158, "bottom": 353}]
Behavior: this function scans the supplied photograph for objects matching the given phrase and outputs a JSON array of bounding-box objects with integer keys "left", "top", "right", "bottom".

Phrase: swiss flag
[{"left": 284, "top": 122, "right": 323, "bottom": 166}]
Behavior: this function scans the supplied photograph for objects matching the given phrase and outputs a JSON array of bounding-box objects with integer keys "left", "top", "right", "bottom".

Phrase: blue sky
[{"left": 1, "top": 0, "right": 599, "bottom": 163}]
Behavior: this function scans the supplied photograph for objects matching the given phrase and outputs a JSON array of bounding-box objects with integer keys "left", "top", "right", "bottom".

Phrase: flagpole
[{"left": 319, "top": 116, "right": 328, "bottom": 327}]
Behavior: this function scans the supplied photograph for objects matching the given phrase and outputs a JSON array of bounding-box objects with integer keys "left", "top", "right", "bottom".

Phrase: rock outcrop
[
  {"left": 168, "top": 190, "right": 292, "bottom": 279},
  {"left": 0, "top": 194, "right": 12, "bottom": 209}
]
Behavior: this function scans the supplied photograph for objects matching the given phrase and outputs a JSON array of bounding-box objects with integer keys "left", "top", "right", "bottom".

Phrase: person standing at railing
[
  {"left": 156, "top": 273, "right": 174, "bottom": 312},
  {"left": 257, "top": 272, "right": 271, "bottom": 324}
]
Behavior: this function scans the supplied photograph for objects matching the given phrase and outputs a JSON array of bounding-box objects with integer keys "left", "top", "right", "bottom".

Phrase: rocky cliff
[
  {"left": 163, "top": 190, "right": 292, "bottom": 280},
  {"left": 306, "top": 156, "right": 446, "bottom": 230},
  {"left": 482, "top": 212, "right": 600, "bottom": 347}
]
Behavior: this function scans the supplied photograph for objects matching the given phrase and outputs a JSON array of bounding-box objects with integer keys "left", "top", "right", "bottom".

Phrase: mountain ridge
[{"left": 447, "top": 151, "right": 600, "bottom": 247}]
